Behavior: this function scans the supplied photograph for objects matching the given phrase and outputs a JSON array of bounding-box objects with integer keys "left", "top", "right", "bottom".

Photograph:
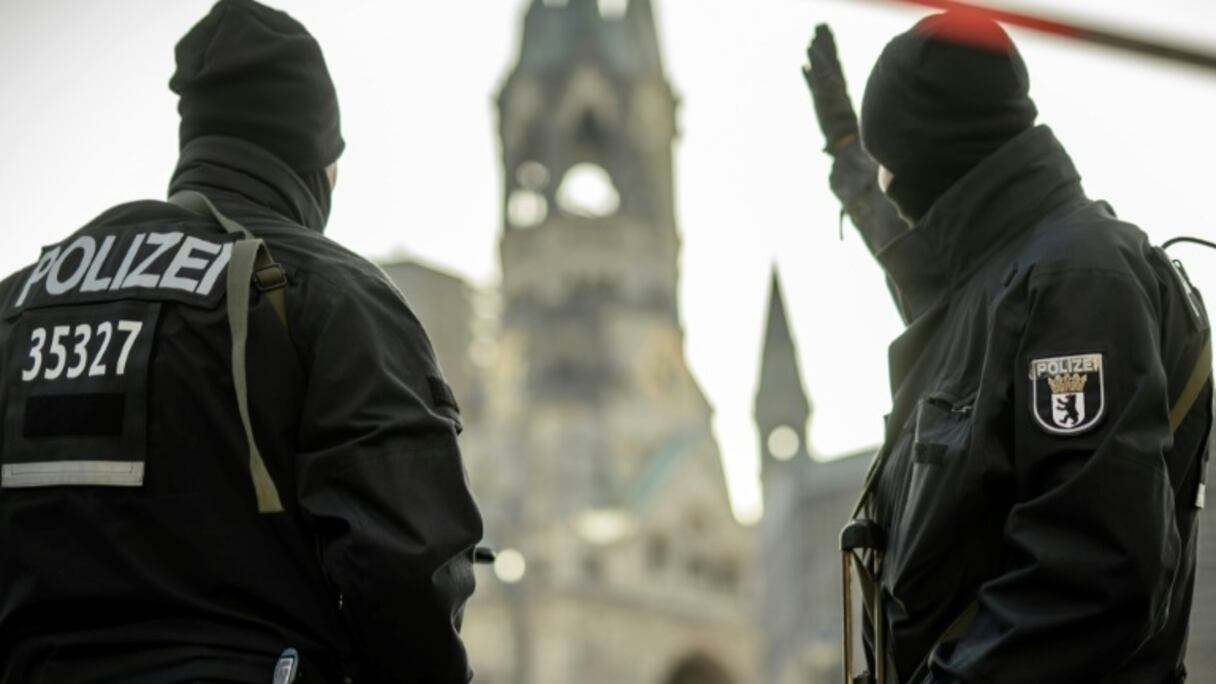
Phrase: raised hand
[{"left": 802, "top": 24, "right": 859, "bottom": 153}]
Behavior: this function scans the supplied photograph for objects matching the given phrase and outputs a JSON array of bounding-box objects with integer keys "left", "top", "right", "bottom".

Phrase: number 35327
[{"left": 21, "top": 320, "right": 144, "bottom": 382}]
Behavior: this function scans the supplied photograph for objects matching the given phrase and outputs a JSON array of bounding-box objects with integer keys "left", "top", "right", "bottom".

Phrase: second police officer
[{"left": 804, "top": 12, "right": 1213, "bottom": 683}]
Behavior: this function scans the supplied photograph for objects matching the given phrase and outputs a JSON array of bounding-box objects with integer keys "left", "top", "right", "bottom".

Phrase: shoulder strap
[
  {"left": 168, "top": 191, "right": 289, "bottom": 330},
  {"left": 1159, "top": 251, "right": 1211, "bottom": 433},
  {"left": 168, "top": 190, "right": 286, "bottom": 514},
  {"left": 1170, "top": 334, "right": 1212, "bottom": 433}
]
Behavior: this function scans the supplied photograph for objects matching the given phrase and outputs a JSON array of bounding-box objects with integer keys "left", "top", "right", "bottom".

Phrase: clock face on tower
[
  {"left": 557, "top": 163, "right": 620, "bottom": 218},
  {"left": 767, "top": 426, "right": 800, "bottom": 461}
]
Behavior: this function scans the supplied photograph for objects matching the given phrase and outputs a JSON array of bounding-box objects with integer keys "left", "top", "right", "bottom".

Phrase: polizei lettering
[
  {"left": 1029, "top": 354, "right": 1101, "bottom": 379},
  {"left": 12, "top": 229, "right": 233, "bottom": 313}
]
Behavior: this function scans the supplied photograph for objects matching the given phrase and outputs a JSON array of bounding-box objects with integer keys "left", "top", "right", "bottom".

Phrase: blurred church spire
[
  {"left": 755, "top": 268, "right": 812, "bottom": 468},
  {"left": 518, "top": 0, "right": 665, "bottom": 77}
]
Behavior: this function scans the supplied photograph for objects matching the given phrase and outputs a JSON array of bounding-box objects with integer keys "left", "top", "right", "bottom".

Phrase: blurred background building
[
  {"left": 386, "top": 1, "right": 755, "bottom": 682},
  {"left": 378, "top": 261, "right": 484, "bottom": 420},
  {"left": 754, "top": 271, "right": 870, "bottom": 684}
]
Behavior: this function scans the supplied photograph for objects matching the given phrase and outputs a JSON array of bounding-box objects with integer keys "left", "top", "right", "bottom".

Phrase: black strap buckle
[
  {"left": 254, "top": 263, "right": 288, "bottom": 291},
  {"left": 840, "top": 518, "right": 886, "bottom": 552}
]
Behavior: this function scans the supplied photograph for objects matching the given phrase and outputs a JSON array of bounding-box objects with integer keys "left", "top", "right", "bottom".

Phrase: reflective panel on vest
[
  {"left": 1, "top": 222, "right": 235, "bottom": 488},
  {"left": 3, "top": 302, "right": 161, "bottom": 487}
]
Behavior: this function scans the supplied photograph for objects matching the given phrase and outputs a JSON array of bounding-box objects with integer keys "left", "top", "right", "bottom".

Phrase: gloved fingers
[
  {"left": 814, "top": 24, "right": 837, "bottom": 58},
  {"left": 807, "top": 27, "right": 845, "bottom": 94},
  {"left": 809, "top": 23, "right": 841, "bottom": 73},
  {"left": 802, "top": 22, "right": 859, "bottom": 152}
]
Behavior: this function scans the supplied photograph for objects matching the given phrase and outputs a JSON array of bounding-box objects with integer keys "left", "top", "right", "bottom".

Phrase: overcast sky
[{"left": 2, "top": 0, "right": 1214, "bottom": 523}]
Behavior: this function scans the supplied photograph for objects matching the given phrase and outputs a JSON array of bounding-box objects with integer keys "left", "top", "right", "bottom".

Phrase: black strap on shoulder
[
  {"left": 1172, "top": 334, "right": 1213, "bottom": 433},
  {"left": 168, "top": 190, "right": 286, "bottom": 514},
  {"left": 168, "top": 191, "right": 289, "bottom": 332}
]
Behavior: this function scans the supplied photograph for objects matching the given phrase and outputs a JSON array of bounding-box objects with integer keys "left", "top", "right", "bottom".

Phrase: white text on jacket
[{"left": 16, "top": 232, "right": 233, "bottom": 307}]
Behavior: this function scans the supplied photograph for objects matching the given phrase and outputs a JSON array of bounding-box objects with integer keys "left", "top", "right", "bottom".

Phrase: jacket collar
[
  {"left": 167, "top": 135, "right": 327, "bottom": 233},
  {"left": 876, "top": 125, "right": 1087, "bottom": 320}
]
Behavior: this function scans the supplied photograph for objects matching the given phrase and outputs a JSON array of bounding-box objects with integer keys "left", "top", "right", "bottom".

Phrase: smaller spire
[{"left": 754, "top": 267, "right": 812, "bottom": 433}]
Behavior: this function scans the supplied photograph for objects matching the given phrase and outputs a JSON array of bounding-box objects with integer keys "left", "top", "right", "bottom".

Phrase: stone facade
[{"left": 384, "top": 1, "right": 756, "bottom": 682}]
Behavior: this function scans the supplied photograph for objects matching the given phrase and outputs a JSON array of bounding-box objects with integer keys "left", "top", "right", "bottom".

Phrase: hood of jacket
[
  {"left": 875, "top": 125, "right": 1088, "bottom": 321},
  {"left": 168, "top": 135, "right": 329, "bottom": 233}
]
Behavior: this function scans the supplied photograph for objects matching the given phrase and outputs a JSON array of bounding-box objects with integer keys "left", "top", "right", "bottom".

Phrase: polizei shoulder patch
[{"left": 1029, "top": 353, "right": 1106, "bottom": 436}]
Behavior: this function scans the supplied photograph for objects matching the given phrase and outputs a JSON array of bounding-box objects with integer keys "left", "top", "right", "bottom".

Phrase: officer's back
[{"left": 0, "top": 2, "right": 483, "bottom": 682}]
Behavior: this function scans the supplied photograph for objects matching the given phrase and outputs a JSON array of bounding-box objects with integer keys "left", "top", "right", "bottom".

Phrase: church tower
[
  {"left": 497, "top": 0, "right": 682, "bottom": 407},
  {"left": 461, "top": 2, "right": 756, "bottom": 683}
]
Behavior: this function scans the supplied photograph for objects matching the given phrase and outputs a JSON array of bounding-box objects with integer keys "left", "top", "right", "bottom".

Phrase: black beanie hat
[
  {"left": 169, "top": 0, "right": 344, "bottom": 175},
  {"left": 860, "top": 11, "right": 1037, "bottom": 221}
]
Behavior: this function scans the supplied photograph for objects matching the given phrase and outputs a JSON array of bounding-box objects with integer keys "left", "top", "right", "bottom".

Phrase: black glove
[{"left": 802, "top": 24, "right": 859, "bottom": 154}]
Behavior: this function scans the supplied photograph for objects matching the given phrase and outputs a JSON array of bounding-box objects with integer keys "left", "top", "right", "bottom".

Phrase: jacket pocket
[
  {"left": 888, "top": 390, "right": 979, "bottom": 608},
  {"left": 905, "top": 390, "right": 976, "bottom": 513},
  {"left": 911, "top": 391, "right": 973, "bottom": 463}
]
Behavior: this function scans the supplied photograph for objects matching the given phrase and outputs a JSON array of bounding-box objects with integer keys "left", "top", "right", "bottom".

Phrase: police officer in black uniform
[
  {"left": 0, "top": 2, "right": 483, "bottom": 682},
  {"left": 803, "top": 13, "right": 1213, "bottom": 683}
]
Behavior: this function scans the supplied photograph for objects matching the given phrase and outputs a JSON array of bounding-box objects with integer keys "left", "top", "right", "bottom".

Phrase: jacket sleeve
[
  {"left": 828, "top": 141, "right": 915, "bottom": 320},
  {"left": 932, "top": 267, "right": 1180, "bottom": 682},
  {"left": 293, "top": 268, "right": 484, "bottom": 683},
  {"left": 829, "top": 140, "right": 908, "bottom": 258}
]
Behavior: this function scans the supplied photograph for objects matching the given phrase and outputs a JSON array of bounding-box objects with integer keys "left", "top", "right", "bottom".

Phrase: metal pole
[
  {"left": 857, "top": 0, "right": 1216, "bottom": 73},
  {"left": 841, "top": 552, "right": 855, "bottom": 683}
]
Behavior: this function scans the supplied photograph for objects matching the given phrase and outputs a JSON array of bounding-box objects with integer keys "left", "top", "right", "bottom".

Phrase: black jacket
[
  {"left": 833, "top": 126, "right": 1213, "bottom": 682},
  {"left": 0, "top": 136, "right": 483, "bottom": 683}
]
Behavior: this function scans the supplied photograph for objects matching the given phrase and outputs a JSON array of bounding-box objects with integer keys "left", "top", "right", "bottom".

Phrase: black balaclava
[
  {"left": 860, "top": 11, "right": 1037, "bottom": 222},
  {"left": 169, "top": 0, "right": 343, "bottom": 223}
]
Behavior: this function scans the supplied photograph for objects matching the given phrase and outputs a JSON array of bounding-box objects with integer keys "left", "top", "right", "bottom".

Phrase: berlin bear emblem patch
[{"left": 1029, "top": 353, "right": 1105, "bottom": 436}]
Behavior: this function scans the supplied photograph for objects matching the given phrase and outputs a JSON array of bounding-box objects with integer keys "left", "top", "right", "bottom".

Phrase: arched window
[
  {"left": 508, "top": 160, "right": 552, "bottom": 229},
  {"left": 516, "top": 160, "right": 550, "bottom": 191},
  {"left": 508, "top": 189, "right": 548, "bottom": 228},
  {"left": 599, "top": 0, "right": 629, "bottom": 18},
  {"left": 557, "top": 163, "right": 620, "bottom": 218}
]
